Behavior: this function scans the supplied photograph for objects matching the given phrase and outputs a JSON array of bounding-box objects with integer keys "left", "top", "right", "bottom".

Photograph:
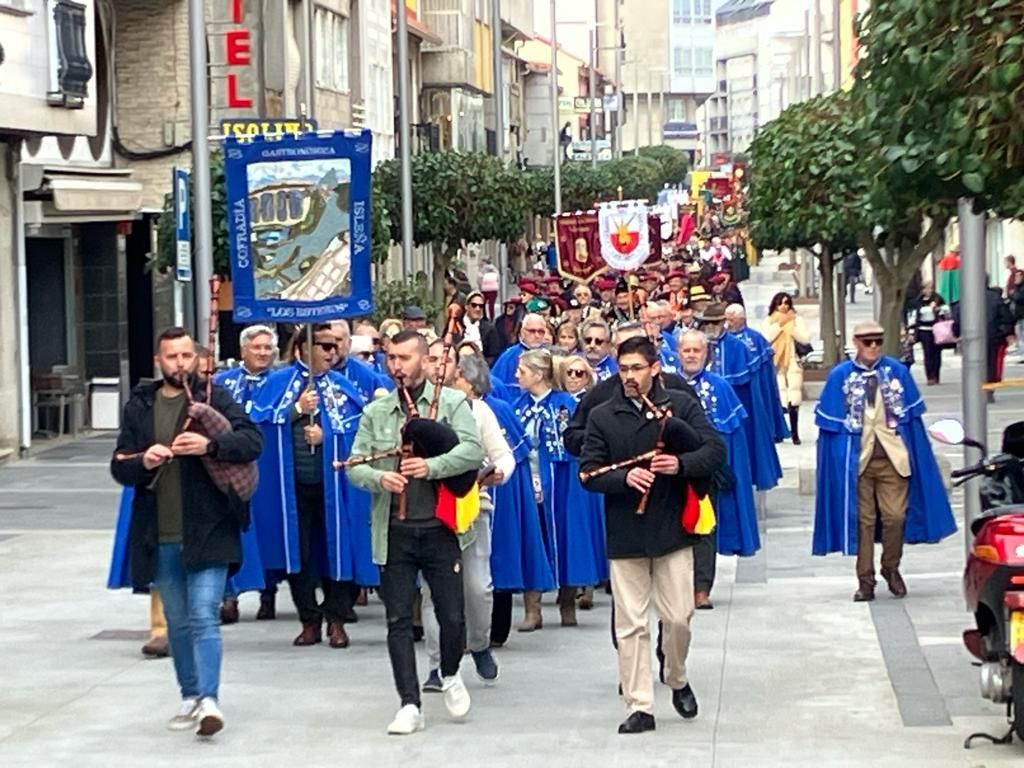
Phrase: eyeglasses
[
  {"left": 619, "top": 364, "right": 651, "bottom": 374},
  {"left": 314, "top": 342, "right": 338, "bottom": 352},
  {"left": 860, "top": 338, "right": 884, "bottom": 347},
  {"left": 583, "top": 336, "right": 608, "bottom": 345},
  {"left": 468, "top": 302, "right": 485, "bottom": 309},
  {"left": 357, "top": 351, "right": 374, "bottom": 360},
  {"left": 566, "top": 369, "right": 588, "bottom": 378}
]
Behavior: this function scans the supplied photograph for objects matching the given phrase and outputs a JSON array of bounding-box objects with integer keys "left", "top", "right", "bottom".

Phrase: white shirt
[
  {"left": 463, "top": 318, "right": 482, "bottom": 345},
  {"left": 470, "top": 398, "right": 515, "bottom": 513}
]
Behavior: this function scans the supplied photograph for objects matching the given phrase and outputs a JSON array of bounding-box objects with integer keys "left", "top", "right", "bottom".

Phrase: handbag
[
  {"left": 932, "top": 318, "right": 958, "bottom": 347},
  {"left": 794, "top": 340, "right": 814, "bottom": 359}
]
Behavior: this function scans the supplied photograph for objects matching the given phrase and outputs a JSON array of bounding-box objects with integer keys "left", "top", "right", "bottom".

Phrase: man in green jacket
[{"left": 347, "top": 330, "right": 484, "bottom": 735}]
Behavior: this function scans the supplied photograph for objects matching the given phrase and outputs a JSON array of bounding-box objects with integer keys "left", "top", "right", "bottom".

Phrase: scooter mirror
[{"left": 928, "top": 418, "right": 966, "bottom": 446}]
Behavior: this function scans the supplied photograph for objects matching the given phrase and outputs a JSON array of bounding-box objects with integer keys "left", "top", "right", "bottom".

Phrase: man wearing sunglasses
[
  {"left": 250, "top": 325, "right": 375, "bottom": 648},
  {"left": 461, "top": 291, "right": 502, "bottom": 365},
  {"left": 581, "top": 319, "right": 617, "bottom": 381},
  {"left": 813, "top": 321, "right": 955, "bottom": 602},
  {"left": 490, "top": 313, "right": 549, "bottom": 400},
  {"left": 331, "top": 319, "right": 393, "bottom": 402}
]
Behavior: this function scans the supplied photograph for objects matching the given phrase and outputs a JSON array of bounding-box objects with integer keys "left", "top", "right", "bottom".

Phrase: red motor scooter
[{"left": 930, "top": 418, "right": 1024, "bottom": 747}]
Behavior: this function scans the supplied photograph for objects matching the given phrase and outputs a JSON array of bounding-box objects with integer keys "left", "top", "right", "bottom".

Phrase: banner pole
[{"left": 306, "top": 323, "right": 316, "bottom": 454}]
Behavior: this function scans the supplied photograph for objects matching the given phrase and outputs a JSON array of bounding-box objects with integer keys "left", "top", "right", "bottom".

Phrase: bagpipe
[
  {"left": 115, "top": 277, "right": 259, "bottom": 501},
  {"left": 334, "top": 307, "right": 478, "bottom": 530},
  {"left": 579, "top": 389, "right": 715, "bottom": 533}
]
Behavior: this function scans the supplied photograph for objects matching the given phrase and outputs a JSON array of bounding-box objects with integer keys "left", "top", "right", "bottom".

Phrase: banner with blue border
[{"left": 224, "top": 129, "right": 373, "bottom": 322}]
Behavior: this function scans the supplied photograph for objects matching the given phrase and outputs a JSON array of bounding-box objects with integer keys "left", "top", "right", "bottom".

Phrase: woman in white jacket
[{"left": 762, "top": 292, "right": 811, "bottom": 444}]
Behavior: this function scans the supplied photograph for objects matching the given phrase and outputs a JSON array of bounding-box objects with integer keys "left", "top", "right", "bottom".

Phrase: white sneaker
[
  {"left": 194, "top": 697, "right": 224, "bottom": 737},
  {"left": 441, "top": 672, "right": 471, "bottom": 719},
  {"left": 387, "top": 704, "right": 425, "bottom": 735},
  {"left": 167, "top": 698, "right": 199, "bottom": 731}
]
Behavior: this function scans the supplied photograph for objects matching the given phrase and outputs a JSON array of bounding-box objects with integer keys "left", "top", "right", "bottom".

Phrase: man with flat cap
[
  {"left": 403, "top": 306, "right": 429, "bottom": 331},
  {"left": 814, "top": 320, "right": 956, "bottom": 602}
]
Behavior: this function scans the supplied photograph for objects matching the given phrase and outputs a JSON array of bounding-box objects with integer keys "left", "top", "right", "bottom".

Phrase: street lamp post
[
  {"left": 550, "top": 0, "right": 561, "bottom": 215},
  {"left": 396, "top": 2, "right": 414, "bottom": 278},
  {"left": 589, "top": 29, "right": 598, "bottom": 170},
  {"left": 188, "top": 0, "right": 212, "bottom": 340}
]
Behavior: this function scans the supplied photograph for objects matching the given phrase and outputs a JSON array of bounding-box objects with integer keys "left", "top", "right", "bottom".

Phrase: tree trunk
[{"left": 818, "top": 249, "right": 839, "bottom": 365}]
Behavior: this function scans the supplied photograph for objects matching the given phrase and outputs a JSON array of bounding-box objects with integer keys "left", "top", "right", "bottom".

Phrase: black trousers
[
  {"left": 917, "top": 330, "right": 942, "bottom": 382},
  {"left": 491, "top": 591, "right": 513, "bottom": 645},
  {"left": 693, "top": 530, "right": 717, "bottom": 593},
  {"left": 380, "top": 522, "right": 466, "bottom": 708},
  {"left": 287, "top": 482, "right": 354, "bottom": 625}
]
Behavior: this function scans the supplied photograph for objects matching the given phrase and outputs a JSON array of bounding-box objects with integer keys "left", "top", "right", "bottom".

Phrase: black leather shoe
[
  {"left": 617, "top": 711, "right": 656, "bottom": 734},
  {"left": 672, "top": 685, "right": 698, "bottom": 719}
]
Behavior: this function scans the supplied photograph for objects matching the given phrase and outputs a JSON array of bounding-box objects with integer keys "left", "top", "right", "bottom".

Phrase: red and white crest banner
[{"left": 598, "top": 200, "right": 650, "bottom": 272}]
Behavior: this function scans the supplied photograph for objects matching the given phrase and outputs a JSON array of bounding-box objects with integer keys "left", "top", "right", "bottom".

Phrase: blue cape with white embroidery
[
  {"left": 812, "top": 356, "right": 956, "bottom": 556},
  {"left": 249, "top": 361, "right": 378, "bottom": 585},
  {"left": 685, "top": 370, "right": 760, "bottom": 556},
  {"left": 514, "top": 389, "right": 608, "bottom": 587}
]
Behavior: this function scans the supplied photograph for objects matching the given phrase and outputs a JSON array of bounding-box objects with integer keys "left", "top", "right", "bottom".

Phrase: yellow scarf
[{"left": 771, "top": 314, "right": 794, "bottom": 371}]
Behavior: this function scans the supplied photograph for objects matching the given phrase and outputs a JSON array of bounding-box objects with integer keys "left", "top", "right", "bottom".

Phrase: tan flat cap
[{"left": 852, "top": 320, "right": 885, "bottom": 338}]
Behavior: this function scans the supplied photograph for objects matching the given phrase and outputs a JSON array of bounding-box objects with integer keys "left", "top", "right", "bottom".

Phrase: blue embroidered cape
[
  {"left": 334, "top": 356, "right": 393, "bottom": 403},
  {"left": 485, "top": 394, "right": 558, "bottom": 592},
  {"left": 212, "top": 367, "right": 273, "bottom": 593},
  {"left": 710, "top": 333, "right": 783, "bottom": 490},
  {"left": 685, "top": 370, "right": 760, "bottom": 557},
  {"left": 593, "top": 355, "right": 618, "bottom": 382},
  {"left": 731, "top": 326, "right": 790, "bottom": 442},
  {"left": 250, "top": 362, "right": 379, "bottom": 585},
  {"left": 491, "top": 342, "right": 530, "bottom": 401},
  {"left": 813, "top": 356, "right": 957, "bottom": 556},
  {"left": 514, "top": 389, "right": 608, "bottom": 587}
]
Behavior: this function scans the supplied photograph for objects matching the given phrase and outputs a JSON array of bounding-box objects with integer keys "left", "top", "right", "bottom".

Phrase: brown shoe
[
  {"left": 293, "top": 621, "right": 322, "bottom": 646},
  {"left": 517, "top": 591, "right": 543, "bottom": 632},
  {"left": 219, "top": 599, "right": 240, "bottom": 625},
  {"left": 141, "top": 634, "right": 170, "bottom": 658},
  {"left": 327, "top": 622, "right": 350, "bottom": 649},
  {"left": 880, "top": 568, "right": 908, "bottom": 598},
  {"left": 558, "top": 586, "right": 578, "bottom": 627},
  {"left": 577, "top": 586, "right": 595, "bottom": 611},
  {"left": 853, "top": 581, "right": 876, "bottom": 602},
  {"left": 694, "top": 591, "right": 714, "bottom": 610},
  {"left": 355, "top": 588, "right": 369, "bottom": 607}
]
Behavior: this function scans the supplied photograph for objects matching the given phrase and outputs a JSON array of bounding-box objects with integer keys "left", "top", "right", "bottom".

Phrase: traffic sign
[{"left": 173, "top": 167, "right": 192, "bottom": 282}]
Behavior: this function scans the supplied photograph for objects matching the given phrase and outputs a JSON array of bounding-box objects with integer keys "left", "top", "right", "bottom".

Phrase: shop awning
[{"left": 23, "top": 167, "right": 143, "bottom": 224}]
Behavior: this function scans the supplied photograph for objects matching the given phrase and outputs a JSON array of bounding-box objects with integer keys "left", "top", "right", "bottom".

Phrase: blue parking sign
[{"left": 173, "top": 167, "right": 192, "bottom": 282}]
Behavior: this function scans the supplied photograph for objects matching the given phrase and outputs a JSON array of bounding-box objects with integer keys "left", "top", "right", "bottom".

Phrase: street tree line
[
  {"left": 748, "top": 0, "right": 1024, "bottom": 361},
  {"left": 155, "top": 145, "right": 690, "bottom": 308}
]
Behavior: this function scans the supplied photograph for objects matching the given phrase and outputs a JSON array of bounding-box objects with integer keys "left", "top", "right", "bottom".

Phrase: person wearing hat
[
  {"left": 403, "top": 306, "right": 429, "bottom": 331},
  {"left": 517, "top": 280, "right": 540, "bottom": 304},
  {"left": 710, "top": 272, "right": 743, "bottom": 307},
  {"left": 495, "top": 297, "right": 523, "bottom": 350},
  {"left": 688, "top": 285, "right": 711, "bottom": 316},
  {"left": 606, "top": 282, "right": 635, "bottom": 325},
  {"left": 813, "top": 321, "right": 956, "bottom": 602}
]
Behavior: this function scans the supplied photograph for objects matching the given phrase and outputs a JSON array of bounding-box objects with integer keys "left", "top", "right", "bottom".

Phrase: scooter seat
[{"left": 972, "top": 507, "right": 1024, "bottom": 535}]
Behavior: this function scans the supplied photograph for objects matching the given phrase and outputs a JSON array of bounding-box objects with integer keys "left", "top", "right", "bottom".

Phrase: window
[
  {"left": 667, "top": 97, "right": 686, "bottom": 122},
  {"left": 315, "top": 8, "right": 349, "bottom": 92},
  {"left": 695, "top": 48, "right": 713, "bottom": 77},
  {"left": 47, "top": 0, "right": 92, "bottom": 107},
  {"left": 0, "top": 0, "right": 31, "bottom": 13},
  {"left": 672, "top": 47, "right": 693, "bottom": 77},
  {"left": 672, "top": 0, "right": 691, "bottom": 25},
  {"left": 697, "top": 0, "right": 712, "bottom": 23}
]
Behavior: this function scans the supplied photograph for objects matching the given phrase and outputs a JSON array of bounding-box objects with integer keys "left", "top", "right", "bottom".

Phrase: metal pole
[
  {"left": 812, "top": 0, "right": 823, "bottom": 96},
  {"left": 301, "top": 0, "right": 313, "bottom": 115},
  {"left": 491, "top": 0, "right": 508, "bottom": 300},
  {"left": 959, "top": 198, "right": 988, "bottom": 548},
  {"left": 832, "top": 0, "right": 842, "bottom": 90},
  {"left": 646, "top": 72, "right": 653, "bottom": 148},
  {"left": 550, "top": 0, "right": 561, "bottom": 214},
  {"left": 613, "top": 0, "right": 621, "bottom": 159},
  {"left": 633, "top": 73, "right": 639, "bottom": 153},
  {"left": 396, "top": 2, "right": 415, "bottom": 277},
  {"left": 188, "top": 0, "right": 213, "bottom": 340},
  {"left": 13, "top": 147, "right": 31, "bottom": 454},
  {"left": 589, "top": 29, "right": 597, "bottom": 170}
]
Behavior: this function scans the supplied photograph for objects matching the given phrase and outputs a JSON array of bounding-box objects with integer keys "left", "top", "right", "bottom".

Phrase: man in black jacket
[
  {"left": 581, "top": 337, "right": 726, "bottom": 735},
  {"left": 110, "top": 327, "right": 263, "bottom": 738},
  {"left": 461, "top": 290, "right": 503, "bottom": 364}
]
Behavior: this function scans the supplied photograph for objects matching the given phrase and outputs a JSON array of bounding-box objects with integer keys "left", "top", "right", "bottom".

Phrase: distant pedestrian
[
  {"left": 812, "top": 321, "right": 956, "bottom": 602},
  {"left": 907, "top": 282, "right": 947, "bottom": 385},
  {"left": 843, "top": 251, "right": 862, "bottom": 303},
  {"left": 110, "top": 327, "right": 263, "bottom": 737},
  {"left": 478, "top": 259, "right": 501, "bottom": 319}
]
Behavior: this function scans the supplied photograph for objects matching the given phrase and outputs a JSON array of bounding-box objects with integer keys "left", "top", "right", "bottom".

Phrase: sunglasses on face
[
  {"left": 567, "top": 369, "right": 588, "bottom": 378},
  {"left": 314, "top": 342, "right": 338, "bottom": 352},
  {"left": 583, "top": 336, "right": 608, "bottom": 345},
  {"left": 860, "top": 338, "right": 883, "bottom": 347},
  {"left": 357, "top": 351, "right": 374, "bottom": 359},
  {"left": 468, "top": 302, "right": 485, "bottom": 309}
]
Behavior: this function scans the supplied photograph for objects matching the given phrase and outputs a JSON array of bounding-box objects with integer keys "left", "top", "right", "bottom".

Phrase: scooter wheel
[{"left": 1013, "top": 661, "right": 1024, "bottom": 742}]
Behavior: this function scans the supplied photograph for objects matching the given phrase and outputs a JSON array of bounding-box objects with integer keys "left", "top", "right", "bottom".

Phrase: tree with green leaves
[{"left": 748, "top": 94, "right": 858, "bottom": 365}]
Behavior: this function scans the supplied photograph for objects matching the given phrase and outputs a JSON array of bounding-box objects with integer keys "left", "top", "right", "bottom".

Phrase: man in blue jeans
[{"left": 111, "top": 327, "right": 263, "bottom": 737}]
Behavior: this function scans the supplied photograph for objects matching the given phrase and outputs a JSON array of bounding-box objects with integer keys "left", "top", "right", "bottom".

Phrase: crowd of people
[{"left": 105, "top": 237, "right": 956, "bottom": 741}]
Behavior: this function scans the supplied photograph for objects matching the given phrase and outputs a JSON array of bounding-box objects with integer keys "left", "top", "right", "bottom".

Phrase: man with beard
[
  {"left": 347, "top": 331, "right": 484, "bottom": 735},
  {"left": 110, "top": 327, "right": 263, "bottom": 737}
]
